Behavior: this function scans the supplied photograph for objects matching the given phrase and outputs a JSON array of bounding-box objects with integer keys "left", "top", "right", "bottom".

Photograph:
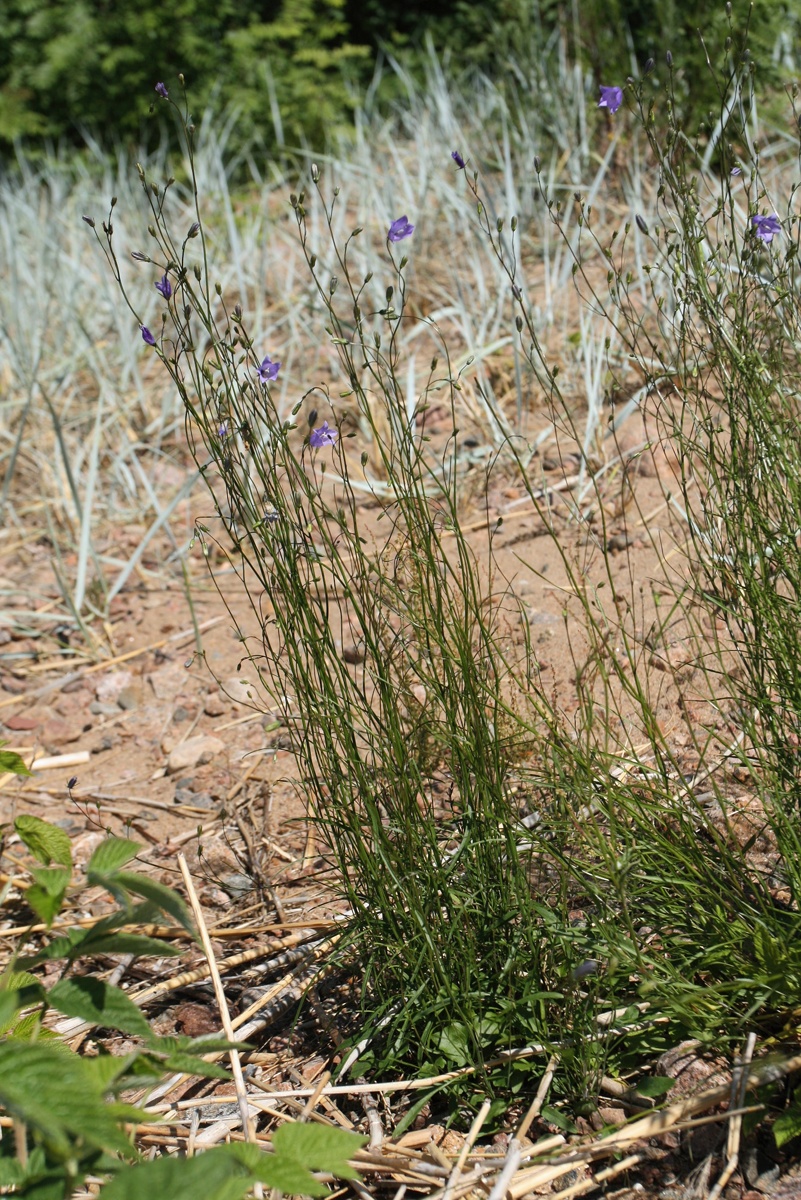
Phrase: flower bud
[
  {"left": 636, "top": 214, "right": 649, "bottom": 234},
  {"left": 666, "top": 50, "right": 673, "bottom": 66},
  {"left": 534, "top": 155, "right": 541, "bottom": 172},
  {"left": 644, "top": 57, "right": 655, "bottom": 74},
  {"left": 82, "top": 215, "right": 95, "bottom": 227},
  {"left": 311, "top": 163, "right": 319, "bottom": 181},
  {"left": 188, "top": 222, "right": 200, "bottom": 237}
]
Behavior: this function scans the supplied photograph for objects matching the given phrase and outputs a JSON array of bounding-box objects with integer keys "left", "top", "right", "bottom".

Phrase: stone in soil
[
  {"left": 3, "top": 713, "right": 41, "bottom": 731},
  {"left": 95, "top": 671, "right": 133, "bottom": 704},
  {"left": 116, "top": 684, "right": 143, "bottom": 710},
  {"left": 166, "top": 734, "right": 226, "bottom": 774},
  {"left": 222, "top": 677, "right": 258, "bottom": 705},
  {"left": 203, "top": 691, "right": 226, "bottom": 717}
]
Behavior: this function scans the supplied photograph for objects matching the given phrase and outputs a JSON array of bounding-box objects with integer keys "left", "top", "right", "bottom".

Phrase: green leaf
[
  {"left": 635, "top": 1075, "right": 674, "bottom": 1099},
  {"left": 272, "top": 1123, "right": 366, "bottom": 1180},
  {"left": 101, "top": 1151, "right": 252, "bottom": 1200},
  {"left": 29, "top": 865, "right": 71, "bottom": 896},
  {"left": 0, "top": 985, "right": 43, "bottom": 1034},
  {"left": 77, "top": 932, "right": 182, "bottom": 959},
  {"left": 113, "top": 871, "right": 193, "bottom": 933},
  {"left": 48, "top": 978, "right": 152, "bottom": 1038},
  {"left": 87, "top": 837, "right": 141, "bottom": 875},
  {"left": 437, "top": 1021, "right": 470, "bottom": 1066},
  {"left": 14, "top": 815, "right": 72, "bottom": 868},
  {"left": 540, "top": 1105, "right": 579, "bottom": 1133},
  {"left": 774, "top": 1092, "right": 801, "bottom": 1148},
  {"left": 0, "top": 1041, "right": 135, "bottom": 1157},
  {"left": 25, "top": 884, "right": 66, "bottom": 927},
  {"left": 0, "top": 745, "right": 31, "bottom": 776},
  {"left": 157, "top": 1053, "right": 230, "bottom": 1079},
  {"left": 81, "top": 1050, "right": 141, "bottom": 1094}
]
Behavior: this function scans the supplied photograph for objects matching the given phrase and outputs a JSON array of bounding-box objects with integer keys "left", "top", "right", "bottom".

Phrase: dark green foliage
[
  {"left": 1, "top": 0, "right": 798, "bottom": 153},
  {"left": 0, "top": 815, "right": 366, "bottom": 1195}
]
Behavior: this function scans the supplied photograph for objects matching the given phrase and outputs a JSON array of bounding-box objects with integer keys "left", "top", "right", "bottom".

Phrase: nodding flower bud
[
  {"left": 155, "top": 82, "right": 169, "bottom": 99},
  {"left": 188, "top": 222, "right": 200, "bottom": 238},
  {"left": 636, "top": 215, "right": 649, "bottom": 234},
  {"left": 82, "top": 215, "right": 95, "bottom": 227}
]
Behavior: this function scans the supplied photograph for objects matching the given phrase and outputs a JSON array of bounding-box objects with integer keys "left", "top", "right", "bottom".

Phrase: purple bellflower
[
  {"left": 451, "top": 150, "right": 466, "bottom": 169},
  {"left": 257, "top": 355, "right": 281, "bottom": 383},
  {"left": 140, "top": 325, "right": 156, "bottom": 346},
  {"left": 218, "top": 422, "right": 229, "bottom": 439},
  {"left": 731, "top": 166, "right": 742, "bottom": 177},
  {"left": 309, "top": 421, "right": 338, "bottom": 449},
  {"left": 388, "top": 216, "right": 415, "bottom": 242},
  {"left": 155, "top": 274, "right": 172, "bottom": 300},
  {"left": 751, "top": 213, "right": 781, "bottom": 244},
  {"left": 598, "top": 85, "right": 623, "bottom": 114},
  {"left": 155, "top": 82, "right": 169, "bottom": 99}
]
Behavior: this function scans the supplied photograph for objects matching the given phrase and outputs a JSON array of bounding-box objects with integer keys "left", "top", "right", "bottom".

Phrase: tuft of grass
[{"left": 84, "top": 51, "right": 801, "bottom": 1135}]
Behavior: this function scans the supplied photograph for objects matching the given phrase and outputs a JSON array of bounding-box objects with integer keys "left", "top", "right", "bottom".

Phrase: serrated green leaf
[
  {"left": 272, "top": 1122, "right": 367, "bottom": 1179},
  {"left": 1, "top": 970, "right": 41, "bottom": 991},
  {"left": 15, "top": 815, "right": 72, "bottom": 868},
  {"left": 221, "top": 1143, "right": 326, "bottom": 1197},
  {"left": 25, "top": 883, "right": 66, "bottom": 927},
  {"left": 48, "top": 977, "right": 152, "bottom": 1038},
  {"left": 114, "top": 871, "right": 193, "bottom": 933},
  {"left": 0, "top": 985, "right": 43, "bottom": 1034},
  {"left": 76, "top": 932, "right": 181, "bottom": 959},
  {"left": 151, "top": 1034, "right": 248, "bottom": 1055},
  {"left": 29, "top": 865, "right": 71, "bottom": 896},
  {"left": 87, "top": 837, "right": 141, "bottom": 875},
  {"left": 0, "top": 1041, "right": 134, "bottom": 1157},
  {"left": 81, "top": 1050, "right": 140, "bottom": 1094},
  {"left": 635, "top": 1075, "right": 674, "bottom": 1099},
  {"left": 157, "top": 1052, "right": 230, "bottom": 1079},
  {"left": 101, "top": 1150, "right": 251, "bottom": 1200},
  {"left": 0, "top": 746, "right": 31, "bottom": 776}
]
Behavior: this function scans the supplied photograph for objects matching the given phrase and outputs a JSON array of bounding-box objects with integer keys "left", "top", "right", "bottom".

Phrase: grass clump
[{"left": 80, "top": 45, "right": 801, "bottom": 1144}]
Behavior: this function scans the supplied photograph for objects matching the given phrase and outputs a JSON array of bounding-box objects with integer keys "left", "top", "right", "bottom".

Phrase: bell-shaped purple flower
[
  {"left": 155, "top": 82, "right": 169, "bottom": 99},
  {"left": 309, "top": 421, "right": 338, "bottom": 449},
  {"left": 388, "top": 216, "right": 415, "bottom": 243},
  {"left": 598, "top": 85, "right": 623, "bottom": 114},
  {"left": 155, "top": 274, "right": 172, "bottom": 300},
  {"left": 140, "top": 325, "right": 156, "bottom": 346},
  {"left": 257, "top": 355, "right": 281, "bottom": 383},
  {"left": 451, "top": 150, "right": 466, "bottom": 169},
  {"left": 751, "top": 213, "right": 781, "bottom": 244}
]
